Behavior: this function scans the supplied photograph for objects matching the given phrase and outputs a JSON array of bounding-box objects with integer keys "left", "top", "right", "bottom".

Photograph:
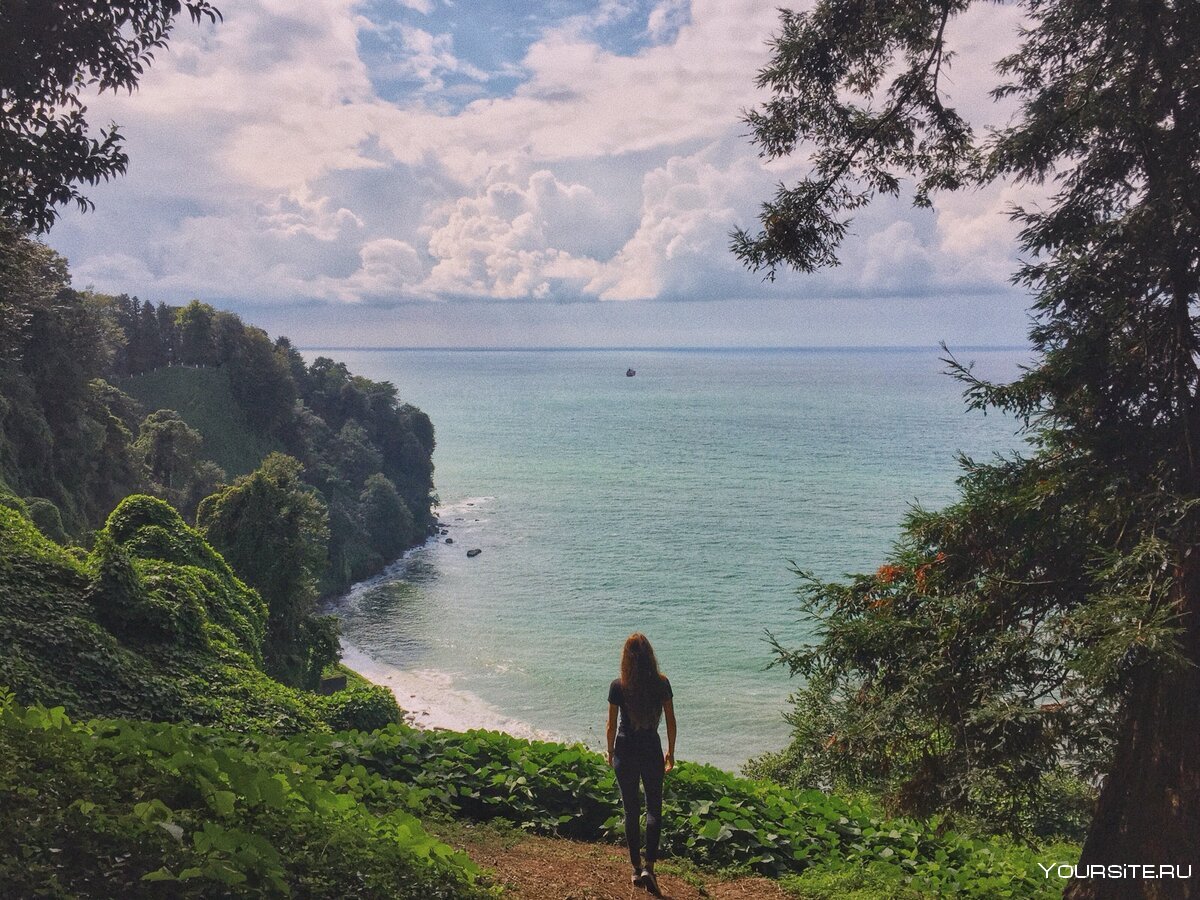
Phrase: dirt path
[{"left": 447, "top": 825, "right": 792, "bottom": 900}]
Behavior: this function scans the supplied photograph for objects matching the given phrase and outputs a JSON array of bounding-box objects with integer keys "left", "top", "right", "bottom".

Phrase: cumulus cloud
[
  {"left": 260, "top": 189, "right": 364, "bottom": 241},
  {"left": 421, "top": 169, "right": 610, "bottom": 300},
  {"left": 588, "top": 144, "right": 765, "bottom": 300},
  {"left": 930, "top": 180, "right": 1046, "bottom": 289},
  {"left": 326, "top": 238, "right": 426, "bottom": 300},
  {"left": 47, "top": 0, "right": 1031, "bottom": 315}
]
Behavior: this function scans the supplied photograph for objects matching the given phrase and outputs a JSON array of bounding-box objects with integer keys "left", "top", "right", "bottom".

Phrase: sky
[{"left": 46, "top": 0, "right": 1036, "bottom": 348}]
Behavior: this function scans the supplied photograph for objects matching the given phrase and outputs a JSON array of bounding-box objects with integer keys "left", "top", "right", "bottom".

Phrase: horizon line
[{"left": 296, "top": 344, "right": 1031, "bottom": 353}]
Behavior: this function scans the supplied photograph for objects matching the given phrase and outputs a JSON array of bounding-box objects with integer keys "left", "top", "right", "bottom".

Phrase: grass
[{"left": 117, "top": 366, "right": 278, "bottom": 476}]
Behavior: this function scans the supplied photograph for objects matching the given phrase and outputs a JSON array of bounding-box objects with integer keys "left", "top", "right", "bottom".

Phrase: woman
[{"left": 606, "top": 633, "right": 677, "bottom": 896}]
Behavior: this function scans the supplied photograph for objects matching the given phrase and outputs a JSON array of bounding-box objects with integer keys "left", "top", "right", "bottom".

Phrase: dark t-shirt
[{"left": 608, "top": 676, "right": 672, "bottom": 741}]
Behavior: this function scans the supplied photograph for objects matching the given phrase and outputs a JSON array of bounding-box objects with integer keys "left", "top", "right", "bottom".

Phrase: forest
[
  {"left": 0, "top": 222, "right": 435, "bottom": 584},
  {"left": 1, "top": 221, "right": 438, "bottom": 688}
]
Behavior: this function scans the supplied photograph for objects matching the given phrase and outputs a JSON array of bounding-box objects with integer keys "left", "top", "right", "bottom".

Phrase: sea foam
[{"left": 340, "top": 639, "right": 564, "bottom": 742}]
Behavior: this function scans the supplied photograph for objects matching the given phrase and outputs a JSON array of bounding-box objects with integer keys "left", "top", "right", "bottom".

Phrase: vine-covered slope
[{"left": 0, "top": 497, "right": 395, "bottom": 733}]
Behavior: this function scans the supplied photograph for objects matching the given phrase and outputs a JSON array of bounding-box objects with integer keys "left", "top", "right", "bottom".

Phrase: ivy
[{"left": 0, "top": 497, "right": 399, "bottom": 735}]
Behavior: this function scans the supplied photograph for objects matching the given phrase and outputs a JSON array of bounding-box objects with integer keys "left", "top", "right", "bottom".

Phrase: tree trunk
[{"left": 1065, "top": 557, "right": 1200, "bottom": 899}]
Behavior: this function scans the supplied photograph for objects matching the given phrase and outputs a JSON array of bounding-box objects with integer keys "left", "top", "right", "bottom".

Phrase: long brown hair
[{"left": 619, "top": 633, "right": 667, "bottom": 730}]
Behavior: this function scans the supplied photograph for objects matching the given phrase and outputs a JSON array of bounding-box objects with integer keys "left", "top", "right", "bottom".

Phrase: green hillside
[
  {"left": 117, "top": 367, "right": 278, "bottom": 478},
  {"left": 0, "top": 236, "right": 437, "bottom": 598},
  {"left": 0, "top": 496, "right": 395, "bottom": 733}
]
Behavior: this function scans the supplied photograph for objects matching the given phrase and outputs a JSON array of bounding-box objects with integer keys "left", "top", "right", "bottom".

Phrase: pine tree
[{"left": 735, "top": 1, "right": 1200, "bottom": 888}]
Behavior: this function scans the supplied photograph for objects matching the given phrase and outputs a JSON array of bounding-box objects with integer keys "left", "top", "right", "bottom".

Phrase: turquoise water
[{"left": 315, "top": 348, "right": 1028, "bottom": 770}]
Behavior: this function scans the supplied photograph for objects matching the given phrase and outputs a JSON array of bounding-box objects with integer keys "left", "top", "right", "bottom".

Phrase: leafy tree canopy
[
  {"left": 197, "top": 453, "right": 332, "bottom": 687},
  {"left": 135, "top": 409, "right": 203, "bottom": 493},
  {"left": 0, "top": 0, "right": 220, "bottom": 232}
]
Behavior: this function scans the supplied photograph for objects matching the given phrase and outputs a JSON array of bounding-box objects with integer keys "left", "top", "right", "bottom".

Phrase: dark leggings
[{"left": 613, "top": 737, "right": 664, "bottom": 869}]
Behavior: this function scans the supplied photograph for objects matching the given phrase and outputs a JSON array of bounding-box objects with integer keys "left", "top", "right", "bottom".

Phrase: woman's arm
[
  {"left": 663, "top": 698, "right": 677, "bottom": 772},
  {"left": 605, "top": 703, "right": 618, "bottom": 766}
]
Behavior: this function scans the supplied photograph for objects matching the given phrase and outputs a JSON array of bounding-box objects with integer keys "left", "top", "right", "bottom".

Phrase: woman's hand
[
  {"left": 605, "top": 704, "right": 618, "bottom": 769},
  {"left": 663, "top": 699, "right": 677, "bottom": 775}
]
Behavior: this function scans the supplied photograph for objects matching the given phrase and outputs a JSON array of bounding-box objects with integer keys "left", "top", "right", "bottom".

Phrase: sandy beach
[{"left": 340, "top": 639, "right": 568, "bottom": 742}]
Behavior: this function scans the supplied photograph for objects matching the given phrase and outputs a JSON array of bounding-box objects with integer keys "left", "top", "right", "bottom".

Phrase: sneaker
[
  {"left": 631, "top": 869, "right": 645, "bottom": 887},
  {"left": 640, "top": 869, "right": 661, "bottom": 897}
]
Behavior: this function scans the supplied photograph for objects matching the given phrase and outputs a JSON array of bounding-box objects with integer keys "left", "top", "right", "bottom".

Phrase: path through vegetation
[{"left": 447, "top": 825, "right": 792, "bottom": 900}]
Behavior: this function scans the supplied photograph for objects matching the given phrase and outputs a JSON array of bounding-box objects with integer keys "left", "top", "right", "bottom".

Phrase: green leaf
[{"left": 209, "top": 790, "right": 236, "bottom": 816}]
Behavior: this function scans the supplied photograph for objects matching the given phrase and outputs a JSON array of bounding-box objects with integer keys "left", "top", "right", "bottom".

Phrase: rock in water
[
  {"left": 445, "top": 537, "right": 454, "bottom": 544},
  {"left": 467, "top": 548, "right": 482, "bottom": 558}
]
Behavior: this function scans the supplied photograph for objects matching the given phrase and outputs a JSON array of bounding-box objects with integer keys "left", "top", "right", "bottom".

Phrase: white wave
[
  {"left": 434, "top": 496, "right": 496, "bottom": 518},
  {"left": 340, "top": 639, "right": 563, "bottom": 742}
]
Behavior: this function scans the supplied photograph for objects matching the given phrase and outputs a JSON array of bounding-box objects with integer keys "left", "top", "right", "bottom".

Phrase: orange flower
[
  {"left": 876, "top": 563, "right": 904, "bottom": 584},
  {"left": 915, "top": 564, "right": 931, "bottom": 592}
]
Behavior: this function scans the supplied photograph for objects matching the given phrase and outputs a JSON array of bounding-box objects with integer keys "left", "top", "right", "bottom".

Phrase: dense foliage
[
  {"left": 355, "top": 725, "right": 1072, "bottom": 897},
  {"left": 744, "top": 457, "right": 1105, "bottom": 842},
  {"left": 0, "top": 228, "right": 436, "bottom": 596},
  {"left": 0, "top": 223, "right": 142, "bottom": 530},
  {"left": 115, "top": 366, "right": 275, "bottom": 480},
  {"left": 0, "top": 694, "right": 486, "bottom": 898},
  {"left": 197, "top": 453, "right": 335, "bottom": 688},
  {"left": 0, "top": 690, "right": 1072, "bottom": 900},
  {"left": 0, "top": 0, "right": 220, "bottom": 232},
  {"left": 735, "top": 0, "right": 1200, "bottom": 878},
  {"left": 0, "top": 495, "right": 398, "bottom": 734},
  {"left": 110, "top": 295, "right": 437, "bottom": 594}
]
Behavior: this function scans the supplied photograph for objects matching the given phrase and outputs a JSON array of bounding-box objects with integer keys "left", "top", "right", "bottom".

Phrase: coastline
[
  {"left": 340, "top": 639, "right": 569, "bottom": 743},
  {"left": 329, "top": 495, "right": 580, "bottom": 742}
]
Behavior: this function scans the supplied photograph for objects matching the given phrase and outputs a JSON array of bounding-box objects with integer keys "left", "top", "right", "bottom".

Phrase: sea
[{"left": 311, "top": 347, "right": 1029, "bottom": 771}]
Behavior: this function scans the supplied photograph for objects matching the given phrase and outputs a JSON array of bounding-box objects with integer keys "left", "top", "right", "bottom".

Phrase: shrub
[
  {"left": 307, "top": 725, "right": 1074, "bottom": 898},
  {"left": 24, "top": 496, "right": 68, "bottom": 543},
  {"left": 0, "top": 693, "right": 489, "bottom": 899},
  {"left": 318, "top": 684, "right": 403, "bottom": 733},
  {"left": 0, "top": 497, "right": 377, "bottom": 735}
]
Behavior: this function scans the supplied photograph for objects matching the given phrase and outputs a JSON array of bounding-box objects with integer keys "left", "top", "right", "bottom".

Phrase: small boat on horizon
[{"left": 626, "top": 368, "right": 636, "bottom": 377}]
